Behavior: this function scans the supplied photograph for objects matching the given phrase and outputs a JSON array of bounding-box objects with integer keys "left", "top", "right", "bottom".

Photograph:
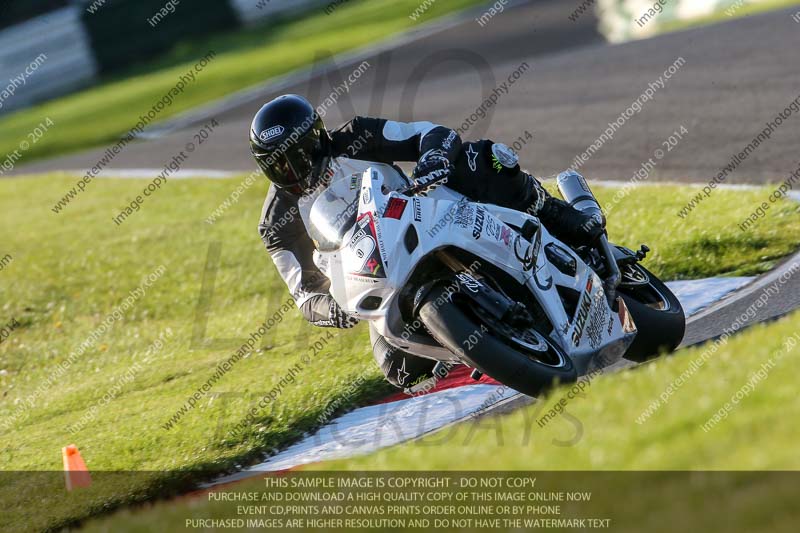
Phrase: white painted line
[
  {"left": 93, "top": 168, "right": 238, "bottom": 179},
  {"left": 13, "top": 168, "right": 240, "bottom": 179},
  {"left": 667, "top": 277, "right": 753, "bottom": 317},
  {"left": 204, "top": 383, "right": 518, "bottom": 487},
  {"left": 687, "top": 249, "right": 800, "bottom": 324},
  {"left": 554, "top": 178, "right": 800, "bottom": 203}
]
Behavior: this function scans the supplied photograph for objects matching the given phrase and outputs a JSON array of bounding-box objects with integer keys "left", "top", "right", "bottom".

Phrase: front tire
[
  {"left": 418, "top": 284, "right": 577, "bottom": 397},
  {"left": 618, "top": 263, "right": 686, "bottom": 362}
]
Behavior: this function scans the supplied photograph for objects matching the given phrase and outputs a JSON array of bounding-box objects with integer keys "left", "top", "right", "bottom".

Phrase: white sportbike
[{"left": 309, "top": 166, "right": 685, "bottom": 396}]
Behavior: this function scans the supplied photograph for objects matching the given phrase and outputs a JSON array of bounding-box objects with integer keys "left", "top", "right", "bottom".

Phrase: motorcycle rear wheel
[{"left": 418, "top": 284, "right": 577, "bottom": 397}]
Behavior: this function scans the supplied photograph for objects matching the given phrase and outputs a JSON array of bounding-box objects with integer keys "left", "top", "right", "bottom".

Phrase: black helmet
[{"left": 249, "top": 94, "right": 330, "bottom": 195}]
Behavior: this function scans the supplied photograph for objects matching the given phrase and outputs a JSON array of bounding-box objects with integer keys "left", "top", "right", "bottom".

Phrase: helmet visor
[{"left": 254, "top": 133, "right": 322, "bottom": 193}]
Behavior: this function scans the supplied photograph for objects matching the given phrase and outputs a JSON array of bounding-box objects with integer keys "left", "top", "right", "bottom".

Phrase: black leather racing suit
[{"left": 258, "top": 117, "right": 565, "bottom": 390}]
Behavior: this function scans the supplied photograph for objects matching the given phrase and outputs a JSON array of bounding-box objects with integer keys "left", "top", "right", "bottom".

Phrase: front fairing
[{"left": 311, "top": 165, "right": 635, "bottom": 373}]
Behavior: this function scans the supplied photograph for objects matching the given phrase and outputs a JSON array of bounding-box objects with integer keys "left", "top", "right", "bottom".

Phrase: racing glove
[
  {"left": 412, "top": 150, "right": 452, "bottom": 195},
  {"left": 538, "top": 197, "right": 605, "bottom": 246},
  {"left": 300, "top": 293, "right": 359, "bottom": 329}
]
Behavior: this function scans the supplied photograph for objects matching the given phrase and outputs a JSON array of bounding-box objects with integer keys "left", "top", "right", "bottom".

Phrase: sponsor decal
[
  {"left": 624, "top": 265, "right": 648, "bottom": 284},
  {"left": 586, "top": 291, "right": 608, "bottom": 349},
  {"left": 442, "top": 130, "right": 458, "bottom": 150},
  {"left": 484, "top": 217, "right": 501, "bottom": 239},
  {"left": 349, "top": 213, "right": 386, "bottom": 278},
  {"left": 350, "top": 232, "right": 375, "bottom": 268},
  {"left": 472, "top": 206, "right": 485, "bottom": 239},
  {"left": 348, "top": 226, "right": 368, "bottom": 249},
  {"left": 349, "top": 173, "right": 360, "bottom": 190},
  {"left": 491, "top": 156, "right": 504, "bottom": 173},
  {"left": 366, "top": 257, "right": 382, "bottom": 276},
  {"left": 456, "top": 272, "right": 482, "bottom": 293},
  {"left": 259, "top": 125, "right": 284, "bottom": 143},
  {"left": 571, "top": 279, "right": 595, "bottom": 347},
  {"left": 412, "top": 198, "right": 423, "bottom": 222},
  {"left": 499, "top": 226, "right": 512, "bottom": 246},
  {"left": 361, "top": 187, "right": 372, "bottom": 204},
  {"left": 454, "top": 201, "right": 475, "bottom": 229},
  {"left": 482, "top": 215, "right": 513, "bottom": 246},
  {"left": 383, "top": 197, "right": 408, "bottom": 219},
  {"left": 346, "top": 274, "right": 380, "bottom": 284},
  {"left": 466, "top": 144, "right": 479, "bottom": 172}
]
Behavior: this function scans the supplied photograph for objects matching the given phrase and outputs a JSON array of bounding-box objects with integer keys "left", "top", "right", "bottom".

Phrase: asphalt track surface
[{"left": 12, "top": 1, "right": 800, "bottom": 347}]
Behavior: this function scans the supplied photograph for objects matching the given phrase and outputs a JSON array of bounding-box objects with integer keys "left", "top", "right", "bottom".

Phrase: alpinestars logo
[
  {"left": 466, "top": 145, "right": 479, "bottom": 171},
  {"left": 396, "top": 358, "right": 410, "bottom": 385}
]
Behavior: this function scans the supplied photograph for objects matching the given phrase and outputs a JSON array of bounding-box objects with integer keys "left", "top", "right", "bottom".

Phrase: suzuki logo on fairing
[
  {"left": 571, "top": 279, "right": 595, "bottom": 346},
  {"left": 472, "top": 207, "right": 485, "bottom": 239},
  {"left": 572, "top": 292, "right": 593, "bottom": 346},
  {"left": 259, "top": 125, "right": 284, "bottom": 142}
]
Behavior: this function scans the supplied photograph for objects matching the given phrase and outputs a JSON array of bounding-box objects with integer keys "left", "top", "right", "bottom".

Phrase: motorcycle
[{"left": 308, "top": 165, "right": 685, "bottom": 397}]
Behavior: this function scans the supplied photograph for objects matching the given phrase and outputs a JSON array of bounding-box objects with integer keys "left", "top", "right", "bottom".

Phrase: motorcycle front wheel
[
  {"left": 418, "top": 284, "right": 577, "bottom": 397},
  {"left": 617, "top": 262, "right": 686, "bottom": 362}
]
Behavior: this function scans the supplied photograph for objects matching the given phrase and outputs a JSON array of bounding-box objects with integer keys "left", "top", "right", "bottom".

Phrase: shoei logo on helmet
[{"left": 259, "top": 125, "right": 285, "bottom": 143}]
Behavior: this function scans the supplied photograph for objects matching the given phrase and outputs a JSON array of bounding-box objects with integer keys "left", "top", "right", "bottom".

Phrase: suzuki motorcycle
[{"left": 308, "top": 166, "right": 685, "bottom": 397}]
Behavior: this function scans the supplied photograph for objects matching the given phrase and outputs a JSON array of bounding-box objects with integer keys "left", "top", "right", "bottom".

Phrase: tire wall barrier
[
  {"left": 0, "top": 0, "right": 328, "bottom": 115},
  {"left": 0, "top": 6, "right": 97, "bottom": 113},
  {"left": 228, "top": 0, "right": 330, "bottom": 26}
]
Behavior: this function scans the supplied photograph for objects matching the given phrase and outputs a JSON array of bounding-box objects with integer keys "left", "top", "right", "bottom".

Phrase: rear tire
[
  {"left": 618, "top": 263, "right": 685, "bottom": 362},
  {"left": 418, "top": 284, "right": 577, "bottom": 397}
]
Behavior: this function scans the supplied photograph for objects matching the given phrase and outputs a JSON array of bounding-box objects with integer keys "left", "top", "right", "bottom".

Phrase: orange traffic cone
[{"left": 62, "top": 444, "right": 91, "bottom": 491}]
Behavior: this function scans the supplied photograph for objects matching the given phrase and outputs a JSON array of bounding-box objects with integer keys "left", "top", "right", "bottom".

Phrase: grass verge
[
  {"left": 86, "top": 310, "right": 800, "bottom": 533},
  {"left": 0, "top": 178, "right": 798, "bottom": 530},
  {"left": 0, "top": 0, "right": 484, "bottom": 166},
  {"left": 316, "top": 309, "right": 800, "bottom": 470}
]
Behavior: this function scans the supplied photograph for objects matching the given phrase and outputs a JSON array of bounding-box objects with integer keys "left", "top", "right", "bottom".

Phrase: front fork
[{"left": 597, "top": 235, "right": 621, "bottom": 306}]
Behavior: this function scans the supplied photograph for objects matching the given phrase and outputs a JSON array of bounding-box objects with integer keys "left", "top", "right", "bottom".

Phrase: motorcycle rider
[{"left": 252, "top": 94, "right": 602, "bottom": 392}]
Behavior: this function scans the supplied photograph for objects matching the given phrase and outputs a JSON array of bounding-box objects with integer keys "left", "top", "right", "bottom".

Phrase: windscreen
[{"left": 308, "top": 176, "right": 360, "bottom": 252}]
